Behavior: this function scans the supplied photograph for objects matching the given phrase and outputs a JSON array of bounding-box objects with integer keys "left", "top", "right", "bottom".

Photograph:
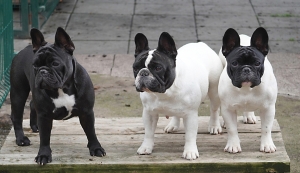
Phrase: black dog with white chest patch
[{"left": 10, "top": 27, "right": 106, "bottom": 165}]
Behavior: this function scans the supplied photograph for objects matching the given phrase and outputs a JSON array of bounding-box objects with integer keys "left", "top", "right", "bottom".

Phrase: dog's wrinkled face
[
  {"left": 133, "top": 32, "right": 177, "bottom": 93},
  {"left": 31, "top": 28, "right": 75, "bottom": 90},
  {"left": 222, "top": 27, "right": 269, "bottom": 88}
]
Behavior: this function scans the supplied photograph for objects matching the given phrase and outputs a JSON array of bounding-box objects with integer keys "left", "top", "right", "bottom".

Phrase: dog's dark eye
[
  {"left": 133, "top": 68, "right": 139, "bottom": 73},
  {"left": 254, "top": 61, "right": 261, "bottom": 66},
  {"left": 155, "top": 66, "right": 162, "bottom": 71},
  {"left": 52, "top": 61, "right": 59, "bottom": 66},
  {"left": 231, "top": 61, "right": 238, "bottom": 67}
]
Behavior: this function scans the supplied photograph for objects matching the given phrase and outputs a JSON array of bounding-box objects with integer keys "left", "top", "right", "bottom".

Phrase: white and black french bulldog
[
  {"left": 218, "top": 27, "right": 278, "bottom": 153},
  {"left": 133, "top": 32, "right": 223, "bottom": 160},
  {"left": 10, "top": 27, "right": 106, "bottom": 165}
]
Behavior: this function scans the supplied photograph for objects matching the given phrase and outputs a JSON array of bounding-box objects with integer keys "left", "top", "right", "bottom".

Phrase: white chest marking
[{"left": 51, "top": 89, "right": 75, "bottom": 119}]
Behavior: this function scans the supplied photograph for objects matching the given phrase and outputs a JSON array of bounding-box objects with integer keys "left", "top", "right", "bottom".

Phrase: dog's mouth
[
  {"left": 35, "top": 69, "right": 63, "bottom": 89},
  {"left": 135, "top": 77, "right": 166, "bottom": 93},
  {"left": 136, "top": 87, "right": 152, "bottom": 93},
  {"left": 241, "top": 81, "right": 253, "bottom": 87}
]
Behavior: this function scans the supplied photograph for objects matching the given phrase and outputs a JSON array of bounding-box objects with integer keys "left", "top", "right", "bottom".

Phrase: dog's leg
[
  {"left": 29, "top": 101, "right": 39, "bottom": 132},
  {"left": 182, "top": 112, "right": 199, "bottom": 160},
  {"left": 207, "top": 85, "right": 222, "bottom": 134},
  {"left": 222, "top": 106, "right": 241, "bottom": 153},
  {"left": 243, "top": 112, "right": 256, "bottom": 124},
  {"left": 10, "top": 82, "right": 30, "bottom": 146},
  {"left": 164, "top": 116, "right": 180, "bottom": 133},
  {"left": 259, "top": 105, "right": 276, "bottom": 153},
  {"left": 137, "top": 109, "right": 158, "bottom": 155},
  {"left": 79, "top": 112, "right": 106, "bottom": 157},
  {"left": 35, "top": 115, "right": 53, "bottom": 165}
]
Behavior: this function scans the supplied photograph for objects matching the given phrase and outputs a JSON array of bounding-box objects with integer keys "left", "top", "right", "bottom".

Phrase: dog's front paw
[
  {"left": 35, "top": 154, "right": 52, "bottom": 165},
  {"left": 224, "top": 141, "right": 242, "bottom": 153},
  {"left": 243, "top": 112, "right": 256, "bottom": 124},
  {"left": 35, "top": 146, "right": 52, "bottom": 165},
  {"left": 260, "top": 139, "right": 276, "bottom": 153},
  {"left": 16, "top": 136, "right": 30, "bottom": 146},
  {"left": 137, "top": 142, "right": 154, "bottom": 155},
  {"left": 164, "top": 117, "right": 180, "bottom": 133},
  {"left": 88, "top": 142, "right": 106, "bottom": 157},
  {"left": 90, "top": 146, "right": 106, "bottom": 157},
  {"left": 182, "top": 146, "right": 199, "bottom": 160}
]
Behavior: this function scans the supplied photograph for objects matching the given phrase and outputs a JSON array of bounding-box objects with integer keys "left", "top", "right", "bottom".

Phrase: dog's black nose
[
  {"left": 139, "top": 70, "right": 149, "bottom": 77},
  {"left": 40, "top": 69, "right": 48, "bottom": 74},
  {"left": 243, "top": 67, "right": 251, "bottom": 73}
]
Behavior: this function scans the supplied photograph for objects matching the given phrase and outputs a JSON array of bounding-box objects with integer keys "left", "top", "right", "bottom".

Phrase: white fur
[
  {"left": 218, "top": 35, "right": 278, "bottom": 153},
  {"left": 51, "top": 89, "right": 75, "bottom": 120},
  {"left": 145, "top": 49, "right": 155, "bottom": 67},
  {"left": 137, "top": 42, "right": 223, "bottom": 160}
]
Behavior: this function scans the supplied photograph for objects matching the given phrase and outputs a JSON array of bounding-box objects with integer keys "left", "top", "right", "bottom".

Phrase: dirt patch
[
  {"left": 90, "top": 74, "right": 211, "bottom": 118},
  {"left": 275, "top": 95, "right": 300, "bottom": 172}
]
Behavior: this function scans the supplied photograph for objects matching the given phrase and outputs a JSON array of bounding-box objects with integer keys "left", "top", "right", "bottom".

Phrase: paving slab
[
  {"left": 254, "top": 6, "right": 300, "bottom": 17},
  {"left": 40, "top": 12, "right": 71, "bottom": 41},
  {"left": 268, "top": 53, "right": 300, "bottom": 97},
  {"left": 196, "top": 27, "right": 260, "bottom": 41},
  {"left": 55, "top": 0, "right": 77, "bottom": 13},
  {"left": 111, "top": 54, "right": 134, "bottom": 78},
  {"left": 131, "top": 26, "right": 196, "bottom": 41},
  {"left": 194, "top": 0, "right": 250, "bottom": 6},
  {"left": 269, "top": 40, "right": 300, "bottom": 54},
  {"left": 135, "top": 3, "right": 193, "bottom": 15},
  {"left": 258, "top": 16, "right": 300, "bottom": 28},
  {"left": 74, "top": 0, "right": 134, "bottom": 14},
  {"left": 76, "top": 54, "right": 114, "bottom": 75},
  {"left": 251, "top": 0, "right": 300, "bottom": 7},
  {"left": 136, "top": 0, "right": 192, "bottom": 4},
  {"left": 265, "top": 28, "right": 300, "bottom": 41},
  {"left": 194, "top": 5, "right": 255, "bottom": 16},
  {"left": 72, "top": 41, "right": 129, "bottom": 55},
  {"left": 195, "top": 14, "right": 259, "bottom": 28},
  {"left": 133, "top": 14, "right": 195, "bottom": 28},
  {"left": 66, "top": 13, "right": 131, "bottom": 41},
  {"left": 128, "top": 40, "right": 195, "bottom": 55}
]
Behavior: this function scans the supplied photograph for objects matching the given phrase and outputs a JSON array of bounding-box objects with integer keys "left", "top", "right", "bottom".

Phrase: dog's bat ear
[
  {"left": 222, "top": 28, "right": 240, "bottom": 57},
  {"left": 30, "top": 28, "right": 47, "bottom": 53},
  {"left": 251, "top": 27, "right": 269, "bottom": 56},
  {"left": 134, "top": 33, "right": 149, "bottom": 57},
  {"left": 55, "top": 27, "right": 75, "bottom": 55},
  {"left": 157, "top": 32, "right": 177, "bottom": 59}
]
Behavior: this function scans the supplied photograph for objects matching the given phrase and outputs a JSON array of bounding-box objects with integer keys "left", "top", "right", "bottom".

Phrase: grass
[
  {"left": 271, "top": 13, "right": 293, "bottom": 17},
  {"left": 289, "top": 38, "right": 295, "bottom": 41}
]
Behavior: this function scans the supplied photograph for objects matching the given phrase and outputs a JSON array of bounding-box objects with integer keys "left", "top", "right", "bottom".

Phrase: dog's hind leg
[
  {"left": 164, "top": 116, "right": 180, "bottom": 133},
  {"left": 29, "top": 100, "right": 39, "bottom": 132},
  {"left": 10, "top": 78, "right": 31, "bottom": 146},
  {"left": 207, "top": 85, "right": 222, "bottom": 134},
  {"left": 243, "top": 112, "right": 256, "bottom": 124}
]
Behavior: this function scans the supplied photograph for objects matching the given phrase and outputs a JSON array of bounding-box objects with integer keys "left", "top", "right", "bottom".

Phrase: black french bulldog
[
  {"left": 10, "top": 27, "right": 106, "bottom": 165},
  {"left": 221, "top": 27, "right": 269, "bottom": 88}
]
